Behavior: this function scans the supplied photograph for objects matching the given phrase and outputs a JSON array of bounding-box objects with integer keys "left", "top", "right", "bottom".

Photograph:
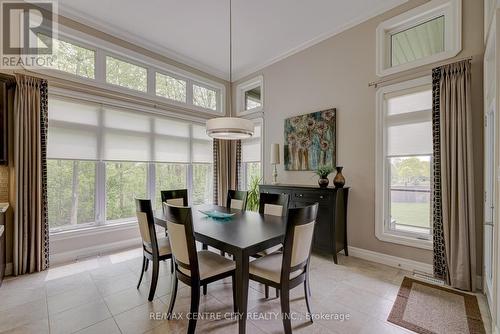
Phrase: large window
[
  {"left": 376, "top": 0, "right": 461, "bottom": 76},
  {"left": 193, "top": 84, "right": 217, "bottom": 111},
  {"left": 375, "top": 77, "right": 433, "bottom": 249},
  {"left": 155, "top": 73, "right": 186, "bottom": 103},
  {"left": 47, "top": 96, "right": 213, "bottom": 232},
  {"left": 241, "top": 120, "right": 262, "bottom": 190}
]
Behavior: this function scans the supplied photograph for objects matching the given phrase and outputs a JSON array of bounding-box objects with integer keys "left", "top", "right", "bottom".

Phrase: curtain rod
[{"left": 368, "top": 56, "right": 474, "bottom": 88}]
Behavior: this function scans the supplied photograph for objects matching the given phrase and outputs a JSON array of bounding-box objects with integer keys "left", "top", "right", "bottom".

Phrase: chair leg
[
  {"left": 144, "top": 259, "right": 149, "bottom": 272},
  {"left": 231, "top": 273, "right": 238, "bottom": 313},
  {"left": 148, "top": 258, "right": 159, "bottom": 301},
  {"left": 265, "top": 285, "right": 269, "bottom": 299},
  {"left": 167, "top": 273, "right": 178, "bottom": 319},
  {"left": 170, "top": 258, "right": 174, "bottom": 273},
  {"left": 137, "top": 256, "right": 147, "bottom": 289},
  {"left": 304, "top": 281, "right": 313, "bottom": 323},
  {"left": 276, "top": 288, "right": 280, "bottom": 298},
  {"left": 188, "top": 284, "right": 200, "bottom": 334},
  {"left": 203, "top": 283, "right": 207, "bottom": 295},
  {"left": 280, "top": 288, "right": 292, "bottom": 334}
]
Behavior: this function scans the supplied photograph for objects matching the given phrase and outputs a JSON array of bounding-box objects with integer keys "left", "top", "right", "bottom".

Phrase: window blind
[
  {"left": 48, "top": 96, "right": 212, "bottom": 164},
  {"left": 387, "top": 121, "right": 432, "bottom": 156},
  {"left": 242, "top": 124, "right": 261, "bottom": 162}
]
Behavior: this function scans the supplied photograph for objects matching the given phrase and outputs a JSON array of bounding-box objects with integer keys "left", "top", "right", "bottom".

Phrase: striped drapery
[{"left": 213, "top": 139, "right": 241, "bottom": 206}]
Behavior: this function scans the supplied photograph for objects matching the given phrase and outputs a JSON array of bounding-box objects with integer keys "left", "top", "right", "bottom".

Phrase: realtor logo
[{"left": 1, "top": 0, "right": 57, "bottom": 68}]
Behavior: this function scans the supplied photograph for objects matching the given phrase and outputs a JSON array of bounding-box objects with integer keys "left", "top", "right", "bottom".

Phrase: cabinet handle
[
  {"left": 320, "top": 195, "right": 324, "bottom": 199},
  {"left": 296, "top": 194, "right": 303, "bottom": 197}
]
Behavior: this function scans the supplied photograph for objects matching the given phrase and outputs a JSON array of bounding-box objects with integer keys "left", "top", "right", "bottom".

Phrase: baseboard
[
  {"left": 50, "top": 237, "right": 142, "bottom": 266},
  {"left": 346, "top": 246, "right": 433, "bottom": 274}
]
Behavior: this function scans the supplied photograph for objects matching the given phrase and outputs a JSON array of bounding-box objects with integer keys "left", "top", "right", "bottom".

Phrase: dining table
[{"left": 154, "top": 204, "right": 287, "bottom": 334}]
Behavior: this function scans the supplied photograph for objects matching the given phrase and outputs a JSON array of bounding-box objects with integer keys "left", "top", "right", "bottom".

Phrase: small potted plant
[{"left": 314, "top": 165, "right": 334, "bottom": 188}]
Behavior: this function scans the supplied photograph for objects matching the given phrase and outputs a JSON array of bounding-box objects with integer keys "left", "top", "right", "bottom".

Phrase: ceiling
[{"left": 58, "top": 0, "right": 407, "bottom": 81}]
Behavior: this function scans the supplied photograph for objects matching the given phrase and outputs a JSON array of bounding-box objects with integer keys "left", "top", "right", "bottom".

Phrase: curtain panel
[
  {"left": 432, "top": 67, "right": 448, "bottom": 282},
  {"left": 434, "top": 60, "right": 476, "bottom": 291},
  {"left": 213, "top": 139, "right": 241, "bottom": 206},
  {"left": 12, "top": 74, "right": 49, "bottom": 275}
]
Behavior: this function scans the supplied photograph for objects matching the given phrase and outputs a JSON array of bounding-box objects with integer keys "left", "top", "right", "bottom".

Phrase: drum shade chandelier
[{"left": 206, "top": 0, "right": 254, "bottom": 140}]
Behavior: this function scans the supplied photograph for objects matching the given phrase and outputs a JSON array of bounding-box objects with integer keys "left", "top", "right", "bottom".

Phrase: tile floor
[{"left": 0, "top": 248, "right": 492, "bottom": 334}]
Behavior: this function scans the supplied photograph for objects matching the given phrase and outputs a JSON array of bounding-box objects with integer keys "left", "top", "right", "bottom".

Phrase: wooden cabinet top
[{"left": 260, "top": 184, "right": 349, "bottom": 192}]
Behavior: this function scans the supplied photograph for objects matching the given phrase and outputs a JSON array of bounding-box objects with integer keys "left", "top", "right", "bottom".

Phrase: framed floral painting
[{"left": 284, "top": 108, "right": 336, "bottom": 171}]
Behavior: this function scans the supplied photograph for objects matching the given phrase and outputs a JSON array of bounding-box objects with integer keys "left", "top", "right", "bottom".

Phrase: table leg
[{"left": 234, "top": 251, "right": 249, "bottom": 334}]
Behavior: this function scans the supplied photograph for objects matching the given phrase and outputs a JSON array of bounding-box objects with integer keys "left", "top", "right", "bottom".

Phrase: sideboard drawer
[{"left": 292, "top": 190, "right": 330, "bottom": 204}]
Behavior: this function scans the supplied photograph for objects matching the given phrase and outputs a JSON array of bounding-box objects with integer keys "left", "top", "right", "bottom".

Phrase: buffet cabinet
[{"left": 259, "top": 184, "right": 349, "bottom": 263}]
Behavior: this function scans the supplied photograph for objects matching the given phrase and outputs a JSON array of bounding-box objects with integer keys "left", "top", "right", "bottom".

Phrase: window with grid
[
  {"left": 47, "top": 96, "right": 213, "bottom": 232},
  {"left": 241, "top": 121, "right": 262, "bottom": 190}
]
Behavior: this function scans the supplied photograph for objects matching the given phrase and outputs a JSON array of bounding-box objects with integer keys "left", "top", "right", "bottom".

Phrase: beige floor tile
[
  {"left": 45, "top": 272, "right": 95, "bottom": 297},
  {"left": 49, "top": 300, "right": 111, "bottom": 334},
  {"left": 47, "top": 283, "right": 102, "bottom": 315},
  {"left": 94, "top": 272, "right": 139, "bottom": 297},
  {"left": 0, "top": 298, "right": 48, "bottom": 332},
  {"left": 104, "top": 286, "right": 151, "bottom": 315},
  {"left": 0, "top": 317, "right": 49, "bottom": 334},
  {"left": 0, "top": 286, "right": 46, "bottom": 312},
  {"left": 114, "top": 298, "right": 169, "bottom": 334},
  {"left": 74, "top": 318, "right": 121, "bottom": 334}
]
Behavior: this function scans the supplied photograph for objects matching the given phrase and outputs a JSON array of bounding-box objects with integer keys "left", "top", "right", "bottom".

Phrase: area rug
[{"left": 387, "top": 277, "right": 485, "bottom": 334}]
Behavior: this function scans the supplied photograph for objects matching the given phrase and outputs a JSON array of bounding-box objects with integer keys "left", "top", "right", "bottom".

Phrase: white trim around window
[
  {"left": 236, "top": 75, "right": 264, "bottom": 116},
  {"left": 375, "top": 76, "right": 433, "bottom": 250},
  {"left": 376, "top": 0, "right": 462, "bottom": 77}
]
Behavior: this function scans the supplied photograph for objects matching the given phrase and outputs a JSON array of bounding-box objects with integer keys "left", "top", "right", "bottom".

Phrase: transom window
[
  {"left": 375, "top": 77, "right": 433, "bottom": 249},
  {"left": 106, "top": 56, "right": 147, "bottom": 92},
  {"left": 35, "top": 31, "right": 224, "bottom": 114},
  {"left": 47, "top": 95, "right": 214, "bottom": 232},
  {"left": 376, "top": 0, "right": 461, "bottom": 76}
]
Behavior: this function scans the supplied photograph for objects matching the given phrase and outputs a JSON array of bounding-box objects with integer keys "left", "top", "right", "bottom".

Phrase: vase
[
  {"left": 318, "top": 177, "right": 329, "bottom": 188},
  {"left": 333, "top": 166, "right": 345, "bottom": 188}
]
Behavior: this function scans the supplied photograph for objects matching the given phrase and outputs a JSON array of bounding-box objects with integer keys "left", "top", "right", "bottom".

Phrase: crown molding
[
  {"left": 57, "top": 6, "right": 229, "bottom": 81},
  {"left": 232, "top": 0, "right": 408, "bottom": 81},
  {"left": 58, "top": 1, "right": 407, "bottom": 83}
]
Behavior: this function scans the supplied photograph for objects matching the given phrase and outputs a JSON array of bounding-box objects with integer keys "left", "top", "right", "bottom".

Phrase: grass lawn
[{"left": 391, "top": 202, "right": 431, "bottom": 228}]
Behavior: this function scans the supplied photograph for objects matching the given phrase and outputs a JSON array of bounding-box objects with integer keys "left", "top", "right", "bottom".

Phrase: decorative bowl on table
[{"left": 198, "top": 210, "right": 235, "bottom": 219}]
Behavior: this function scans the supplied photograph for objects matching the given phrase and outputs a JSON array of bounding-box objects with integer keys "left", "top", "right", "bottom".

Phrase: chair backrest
[
  {"left": 135, "top": 199, "right": 159, "bottom": 255},
  {"left": 281, "top": 203, "right": 318, "bottom": 283},
  {"left": 161, "top": 189, "right": 189, "bottom": 207},
  {"left": 226, "top": 190, "right": 248, "bottom": 211},
  {"left": 164, "top": 204, "right": 200, "bottom": 279},
  {"left": 259, "top": 193, "right": 289, "bottom": 217}
]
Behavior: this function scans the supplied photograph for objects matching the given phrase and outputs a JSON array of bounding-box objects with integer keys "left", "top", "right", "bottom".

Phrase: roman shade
[{"left": 47, "top": 96, "right": 208, "bottom": 164}]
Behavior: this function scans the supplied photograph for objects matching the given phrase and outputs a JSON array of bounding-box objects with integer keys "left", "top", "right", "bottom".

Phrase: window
[
  {"left": 47, "top": 160, "right": 96, "bottom": 230},
  {"left": 47, "top": 95, "right": 214, "bottom": 232},
  {"left": 155, "top": 164, "right": 188, "bottom": 210},
  {"left": 237, "top": 76, "right": 264, "bottom": 115},
  {"left": 106, "top": 56, "right": 147, "bottom": 92},
  {"left": 38, "top": 35, "right": 96, "bottom": 79},
  {"left": 193, "top": 84, "right": 217, "bottom": 110},
  {"left": 33, "top": 31, "right": 225, "bottom": 114},
  {"left": 155, "top": 72, "right": 186, "bottom": 103},
  {"left": 375, "top": 77, "right": 433, "bottom": 249},
  {"left": 376, "top": 0, "right": 461, "bottom": 76},
  {"left": 106, "top": 162, "right": 147, "bottom": 222},
  {"left": 241, "top": 120, "right": 262, "bottom": 190}
]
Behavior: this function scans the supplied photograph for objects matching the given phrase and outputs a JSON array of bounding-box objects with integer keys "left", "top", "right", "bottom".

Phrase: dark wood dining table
[{"left": 154, "top": 204, "right": 287, "bottom": 334}]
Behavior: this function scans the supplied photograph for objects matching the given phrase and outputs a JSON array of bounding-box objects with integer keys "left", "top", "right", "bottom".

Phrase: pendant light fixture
[{"left": 206, "top": 0, "right": 254, "bottom": 140}]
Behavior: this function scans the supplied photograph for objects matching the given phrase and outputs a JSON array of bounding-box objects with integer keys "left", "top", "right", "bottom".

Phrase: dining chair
[
  {"left": 164, "top": 204, "right": 237, "bottom": 334},
  {"left": 135, "top": 199, "right": 173, "bottom": 301},
  {"left": 249, "top": 203, "right": 319, "bottom": 334},
  {"left": 255, "top": 192, "right": 290, "bottom": 298},
  {"left": 226, "top": 189, "right": 248, "bottom": 212},
  {"left": 161, "top": 189, "right": 189, "bottom": 207}
]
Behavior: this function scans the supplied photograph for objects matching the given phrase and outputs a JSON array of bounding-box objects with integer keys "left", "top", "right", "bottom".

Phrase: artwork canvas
[{"left": 284, "top": 108, "right": 336, "bottom": 171}]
